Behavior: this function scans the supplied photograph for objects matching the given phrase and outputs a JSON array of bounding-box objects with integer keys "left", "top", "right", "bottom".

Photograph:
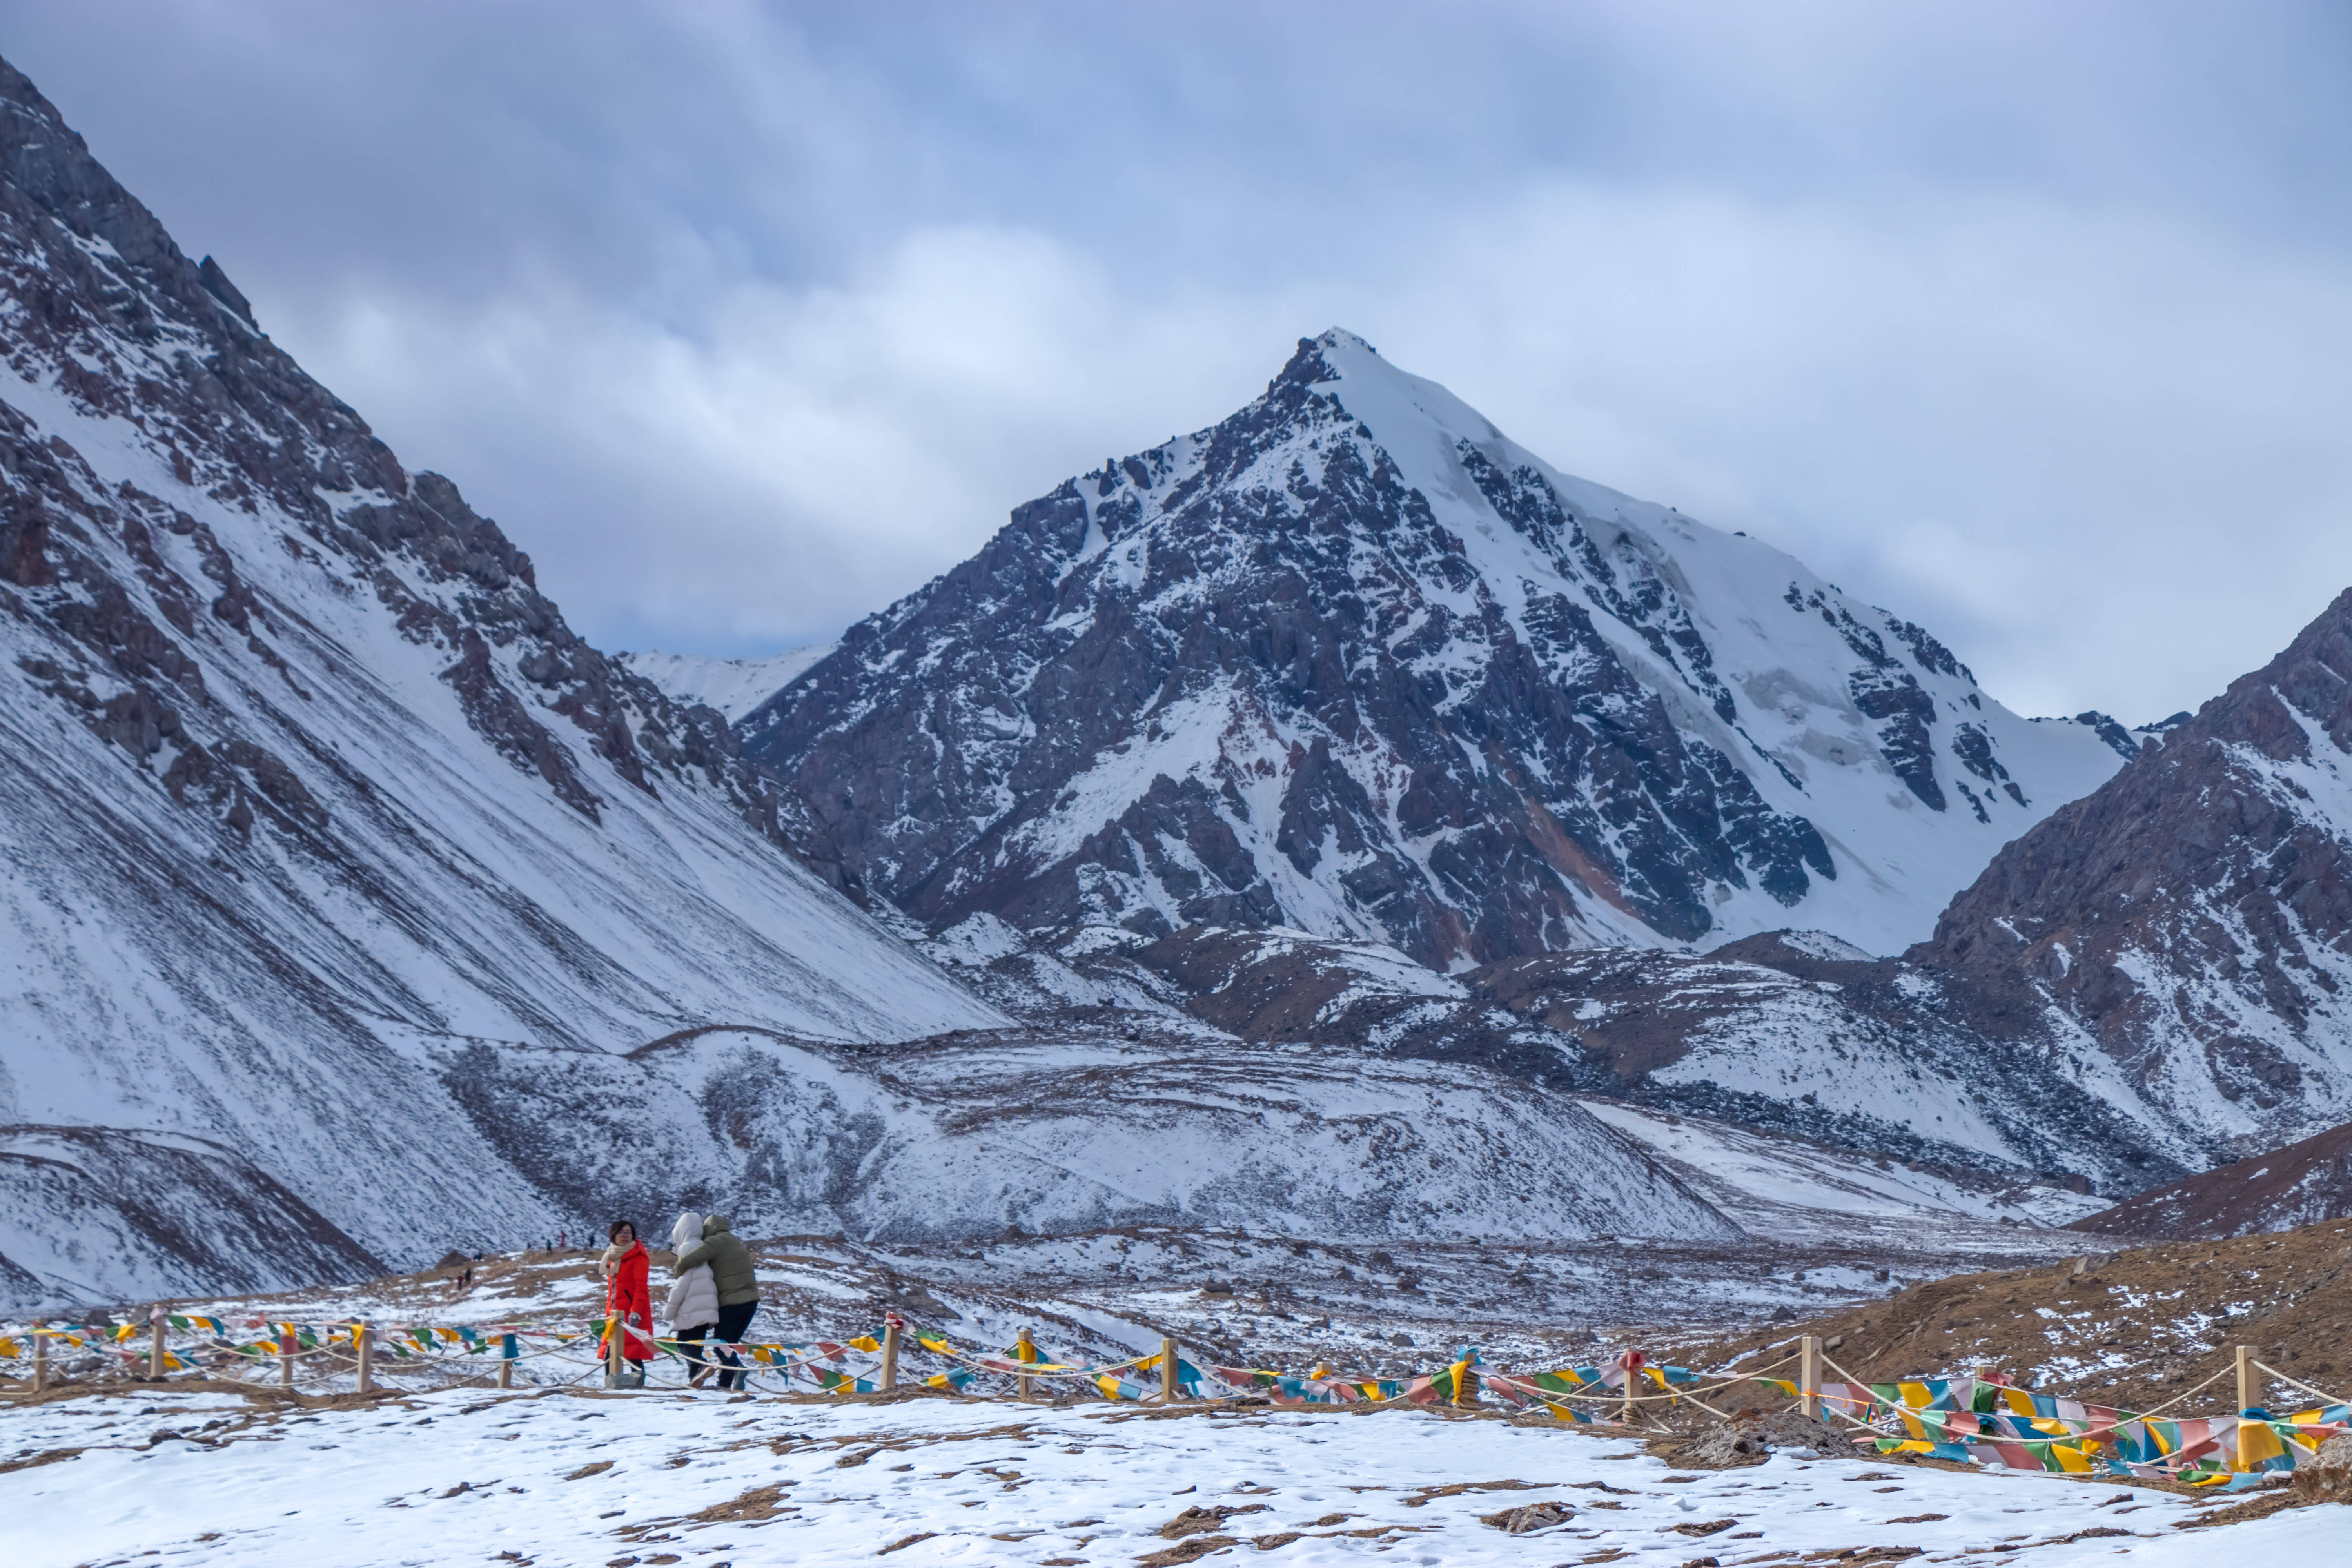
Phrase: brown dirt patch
[
  {"left": 1405, "top": 1478, "right": 1550, "bottom": 1506},
  {"left": 684, "top": 1483, "right": 793, "bottom": 1523},
  {"left": 1158, "top": 1503, "right": 1269, "bottom": 1537},
  {"left": 1136, "top": 1536, "right": 1236, "bottom": 1565},
  {"left": 0, "top": 1447, "right": 82, "bottom": 1474},
  {"left": 1661, "top": 1216, "right": 2352, "bottom": 1412},
  {"left": 2172, "top": 1488, "right": 2309, "bottom": 1530}
]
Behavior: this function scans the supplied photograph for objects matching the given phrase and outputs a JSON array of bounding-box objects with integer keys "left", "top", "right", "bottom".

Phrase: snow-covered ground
[{"left": 1, "top": 1383, "right": 2332, "bottom": 1567}]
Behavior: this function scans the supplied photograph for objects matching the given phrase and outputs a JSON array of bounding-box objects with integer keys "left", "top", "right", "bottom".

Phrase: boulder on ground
[
  {"left": 1481, "top": 1500, "right": 1575, "bottom": 1533},
  {"left": 2291, "top": 1432, "right": 2352, "bottom": 1500},
  {"left": 1671, "top": 1408, "right": 1857, "bottom": 1468}
]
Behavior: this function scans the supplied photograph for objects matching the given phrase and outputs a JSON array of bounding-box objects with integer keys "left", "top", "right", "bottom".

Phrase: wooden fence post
[
  {"left": 1800, "top": 1335, "right": 1822, "bottom": 1420},
  {"left": 150, "top": 1309, "right": 167, "bottom": 1381},
  {"left": 1160, "top": 1337, "right": 1179, "bottom": 1404},
  {"left": 880, "top": 1316, "right": 902, "bottom": 1392},
  {"left": 498, "top": 1332, "right": 515, "bottom": 1390},
  {"left": 356, "top": 1323, "right": 374, "bottom": 1395},
  {"left": 1016, "top": 1327, "right": 1036, "bottom": 1403},
  {"left": 1621, "top": 1352, "right": 1636, "bottom": 1426},
  {"left": 2236, "top": 1344, "right": 2255, "bottom": 1470},
  {"left": 279, "top": 1328, "right": 295, "bottom": 1393},
  {"left": 31, "top": 1321, "right": 47, "bottom": 1393},
  {"left": 606, "top": 1312, "right": 622, "bottom": 1387}
]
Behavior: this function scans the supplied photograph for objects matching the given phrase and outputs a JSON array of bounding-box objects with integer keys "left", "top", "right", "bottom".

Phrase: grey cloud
[{"left": 7, "top": 0, "right": 2350, "bottom": 719}]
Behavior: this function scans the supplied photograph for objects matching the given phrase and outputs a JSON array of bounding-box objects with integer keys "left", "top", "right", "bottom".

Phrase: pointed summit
[{"left": 744, "top": 332, "right": 2129, "bottom": 964}]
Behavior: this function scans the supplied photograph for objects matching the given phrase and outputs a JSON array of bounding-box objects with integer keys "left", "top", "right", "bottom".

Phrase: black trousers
[{"left": 693, "top": 1300, "right": 756, "bottom": 1388}]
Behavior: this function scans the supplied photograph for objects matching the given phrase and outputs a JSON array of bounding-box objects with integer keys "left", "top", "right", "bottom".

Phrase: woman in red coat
[{"left": 602, "top": 1220, "right": 653, "bottom": 1387}]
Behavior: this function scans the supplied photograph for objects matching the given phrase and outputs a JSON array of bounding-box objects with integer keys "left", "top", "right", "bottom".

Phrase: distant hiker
[
  {"left": 664, "top": 1212, "right": 723, "bottom": 1389},
  {"left": 671, "top": 1214, "right": 758, "bottom": 1390},
  {"left": 601, "top": 1220, "right": 652, "bottom": 1388}
]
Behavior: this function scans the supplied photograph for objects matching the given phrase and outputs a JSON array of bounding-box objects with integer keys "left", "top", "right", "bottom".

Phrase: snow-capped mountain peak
[{"left": 745, "top": 330, "right": 2128, "bottom": 964}]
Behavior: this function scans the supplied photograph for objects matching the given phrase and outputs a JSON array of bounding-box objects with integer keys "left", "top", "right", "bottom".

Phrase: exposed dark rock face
[
  {"left": 0, "top": 54, "right": 830, "bottom": 877},
  {"left": 1915, "top": 588, "right": 2352, "bottom": 1162},
  {"left": 747, "top": 331, "right": 2114, "bottom": 965}
]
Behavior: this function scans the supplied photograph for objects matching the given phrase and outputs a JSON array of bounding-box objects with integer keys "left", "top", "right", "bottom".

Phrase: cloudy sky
[{"left": 11, "top": 2, "right": 2352, "bottom": 720}]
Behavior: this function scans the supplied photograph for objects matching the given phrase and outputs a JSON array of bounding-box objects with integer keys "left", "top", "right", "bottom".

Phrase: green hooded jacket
[{"left": 671, "top": 1214, "right": 758, "bottom": 1307}]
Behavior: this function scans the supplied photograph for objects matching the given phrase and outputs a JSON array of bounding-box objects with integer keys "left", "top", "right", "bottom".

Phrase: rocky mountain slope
[
  {"left": 1911, "top": 590, "right": 2352, "bottom": 1163},
  {"left": 741, "top": 329, "right": 2131, "bottom": 966},
  {"left": 2073, "top": 1120, "right": 2352, "bottom": 1240},
  {"left": 1042, "top": 577, "right": 2352, "bottom": 1195},
  {"left": 0, "top": 55, "right": 1008, "bottom": 1299},
  {"left": 446, "top": 1024, "right": 1740, "bottom": 1248},
  {"left": 884, "top": 581, "right": 2352, "bottom": 1201},
  {"left": 1668, "top": 1212, "right": 2352, "bottom": 1416},
  {"left": 939, "top": 918, "right": 2179, "bottom": 1200}
]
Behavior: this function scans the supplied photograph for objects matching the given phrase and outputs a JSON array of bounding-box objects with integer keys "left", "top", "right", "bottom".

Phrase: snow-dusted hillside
[
  {"left": 748, "top": 329, "right": 2128, "bottom": 965},
  {"left": 0, "top": 56, "right": 1001, "bottom": 1300},
  {"left": 619, "top": 642, "right": 835, "bottom": 721},
  {"left": 977, "top": 918, "right": 2180, "bottom": 1198},
  {"left": 1921, "top": 586, "right": 2352, "bottom": 1166},
  {"left": 444, "top": 1024, "right": 1739, "bottom": 1245}
]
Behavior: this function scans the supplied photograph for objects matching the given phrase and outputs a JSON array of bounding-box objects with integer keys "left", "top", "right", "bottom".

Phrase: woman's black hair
[{"left": 607, "top": 1219, "right": 635, "bottom": 1243}]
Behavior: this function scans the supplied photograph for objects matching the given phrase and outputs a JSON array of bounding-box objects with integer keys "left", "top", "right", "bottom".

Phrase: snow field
[{"left": 0, "top": 1385, "right": 2334, "bottom": 1567}]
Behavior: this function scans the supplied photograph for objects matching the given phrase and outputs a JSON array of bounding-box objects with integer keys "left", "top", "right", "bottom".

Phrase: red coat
[{"left": 604, "top": 1241, "right": 653, "bottom": 1362}]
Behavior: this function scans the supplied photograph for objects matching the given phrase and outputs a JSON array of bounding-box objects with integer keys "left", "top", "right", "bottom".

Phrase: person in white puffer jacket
[{"left": 665, "top": 1211, "right": 722, "bottom": 1388}]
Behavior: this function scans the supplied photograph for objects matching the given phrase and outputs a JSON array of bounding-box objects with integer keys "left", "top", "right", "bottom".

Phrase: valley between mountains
[{"left": 8, "top": 40, "right": 2352, "bottom": 1335}]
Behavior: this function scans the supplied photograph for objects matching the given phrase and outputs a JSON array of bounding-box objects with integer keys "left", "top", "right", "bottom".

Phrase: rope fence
[{"left": 3, "top": 1313, "right": 2344, "bottom": 1486}]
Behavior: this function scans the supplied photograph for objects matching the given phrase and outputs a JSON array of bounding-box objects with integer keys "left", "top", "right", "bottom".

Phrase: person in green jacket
[{"left": 671, "top": 1214, "right": 759, "bottom": 1390}]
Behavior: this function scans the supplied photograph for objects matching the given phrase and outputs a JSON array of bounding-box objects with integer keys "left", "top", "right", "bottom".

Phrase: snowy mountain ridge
[
  {"left": 1918, "top": 586, "right": 2352, "bottom": 1166},
  {"left": 746, "top": 329, "right": 2131, "bottom": 966},
  {"left": 618, "top": 642, "right": 836, "bottom": 722}
]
